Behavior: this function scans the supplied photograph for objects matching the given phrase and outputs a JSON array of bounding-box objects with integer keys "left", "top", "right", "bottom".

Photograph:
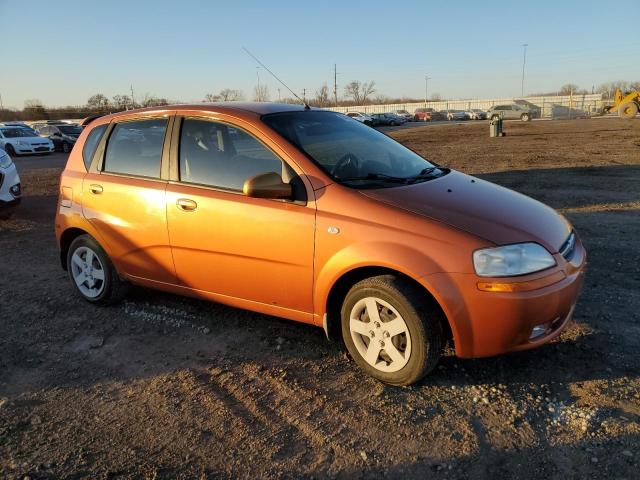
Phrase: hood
[
  {"left": 19, "top": 136, "right": 51, "bottom": 144},
  {"left": 361, "top": 170, "right": 571, "bottom": 253}
]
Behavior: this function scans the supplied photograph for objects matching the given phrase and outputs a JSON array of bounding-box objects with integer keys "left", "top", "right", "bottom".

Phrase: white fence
[{"left": 327, "top": 93, "right": 604, "bottom": 119}]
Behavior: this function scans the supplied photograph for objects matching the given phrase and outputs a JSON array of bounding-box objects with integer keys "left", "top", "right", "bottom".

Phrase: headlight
[
  {"left": 473, "top": 243, "right": 556, "bottom": 277},
  {"left": 0, "top": 151, "right": 12, "bottom": 169}
]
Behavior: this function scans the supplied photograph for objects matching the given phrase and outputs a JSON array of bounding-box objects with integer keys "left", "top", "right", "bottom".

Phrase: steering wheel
[{"left": 331, "top": 153, "right": 362, "bottom": 178}]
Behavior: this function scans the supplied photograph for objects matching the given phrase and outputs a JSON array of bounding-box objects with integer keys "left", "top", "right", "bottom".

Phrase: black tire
[
  {"left": 4, "top": 144, "right": 16, "bottom": 156},
  {"left": 340, "top": 275, "right": 444, "bottom": 386},
  {"left": 521, "top": 113, "right": 530, "bottom": 122},
  {"left": 62, "top": 142, "right": 70, "bottom": 153},
  {"left": 67, "top": 234, "right": 128, "bottom": 305},
  {"left": 618, "top": 102, "right": 638, "bottom": 119}
]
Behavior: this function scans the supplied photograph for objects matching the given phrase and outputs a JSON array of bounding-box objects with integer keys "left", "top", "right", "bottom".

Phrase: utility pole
[
  {"left": 521, "top": 44, "right": 528, "bottom": 97},
  {"left": 424, "top": 75, "right": 431, "bottom": 104},
  {"left": 278, "top": 88, "right": 281, "bottom": 101},
  {"left": 334, "top": 63, "right": 338, "bottom": 107},
  {"left": 0, "top": 93, "right": 3, "bottom": 111},
  {"left": 130, "top": 85, "right": 136, "bottom": 108},
  {"left": 302, "top": 88, "right": 306, "bottom": 102}
]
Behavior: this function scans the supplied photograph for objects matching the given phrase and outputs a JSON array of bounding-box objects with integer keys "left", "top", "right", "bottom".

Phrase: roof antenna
[{"left": 242, "top": 46, "right": 310, "bottom": 110}]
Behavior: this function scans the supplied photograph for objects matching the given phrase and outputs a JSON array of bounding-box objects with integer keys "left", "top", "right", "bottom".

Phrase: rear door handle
[
  {"left": 176, "top": 198, "right": 197, "bottom": 211},
  {"left": 89, "top": 184, "right": 103, "bottom": 194}
]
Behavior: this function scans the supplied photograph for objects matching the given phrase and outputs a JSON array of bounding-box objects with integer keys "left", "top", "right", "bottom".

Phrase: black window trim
[{"left": 169, "top": 115, "right": 307, "bottom": 205}]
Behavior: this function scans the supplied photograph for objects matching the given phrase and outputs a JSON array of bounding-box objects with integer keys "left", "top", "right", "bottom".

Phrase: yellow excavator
[{"left": 604, "top": 88, "right": 640, "bottom": 118}]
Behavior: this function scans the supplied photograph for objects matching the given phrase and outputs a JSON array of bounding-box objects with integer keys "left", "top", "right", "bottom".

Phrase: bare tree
[
  {"left": 253, "top": 85, "right": 270, "bottom": 102},
  {"left": 344, "top": 80, "right": 376, "bottom": 105},
  {"left": 112, "top": 95, "right": 132, "bottom": 109},
  {"left": 219, "top": 89, "right": 244, "bottom": 101},
  {"left": 87, "top": 94, "right": 109, "bottom": 108},
  {"left": 559, "top": 84, "right": 580, "bottom": 95},
  {"left": 141, "top": 94, "right": 168, "bottom": 107},
  {"left": 596, "top": 80, "right": 640, "bottom": 98},
  {"left": 314, "top": 84, "right": 330, "bottom": 107},
  {"left": 205, "top": 89, "right": 244, "bottom": 102},
  {"left": 430, "top": 93, "right": 442, "bottom": 101},
  {"left": 24, "top": 99, "right": 44, "bottom": 109}
]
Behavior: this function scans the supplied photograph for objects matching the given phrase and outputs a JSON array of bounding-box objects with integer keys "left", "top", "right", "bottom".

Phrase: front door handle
[
  {"left": 176, "top": 198, "right": 198, "bottom": 211},
  {"left": 89, "top": 184, "right": 103, "bottom": 194}
]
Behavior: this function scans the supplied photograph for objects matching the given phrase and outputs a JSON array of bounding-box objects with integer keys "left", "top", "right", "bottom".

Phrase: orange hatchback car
[{"left": 56, "top": 103, "right": 586, "bottom": 385}]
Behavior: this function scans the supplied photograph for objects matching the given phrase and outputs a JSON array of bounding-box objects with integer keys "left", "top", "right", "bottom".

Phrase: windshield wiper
[
  {"left": 406, "top": 167, "right": 443, "bottom": 183},
  {"left": 338, "top": 172, "right": 409, "bottom": 184}
]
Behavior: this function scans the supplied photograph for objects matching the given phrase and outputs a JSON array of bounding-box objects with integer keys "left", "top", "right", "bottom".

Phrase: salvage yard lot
[{"left": 1, "top": 119, "right": 639, "bottom": 479}]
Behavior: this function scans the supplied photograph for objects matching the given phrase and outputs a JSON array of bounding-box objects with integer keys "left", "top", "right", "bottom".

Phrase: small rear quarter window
[{"left": 82, "top": 124, "right": 108, "bottom": 170}]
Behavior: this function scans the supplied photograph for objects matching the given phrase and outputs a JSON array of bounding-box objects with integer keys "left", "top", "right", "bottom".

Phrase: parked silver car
[
  {"left": 391, "top": 109, "right": 414, "bottom": 122},
  {"left": 467, "top": 109, "right": 487, "bottom": 120},
  {"left": 487, "top": 104, "right": 536, "bottom": 122},
  {"left": 443, "top": 110, "right": 470, "bottom": 121}
]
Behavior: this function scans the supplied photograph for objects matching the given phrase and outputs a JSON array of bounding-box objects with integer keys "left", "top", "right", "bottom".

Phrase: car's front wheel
[
  {"left": 67, "top": 234, "right": 128, "bottom": 305},
  {"left": 341, "top": 275, "right": 444, "bottom": 385}
]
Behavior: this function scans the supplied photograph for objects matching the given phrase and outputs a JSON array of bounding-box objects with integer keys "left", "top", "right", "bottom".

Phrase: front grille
[
  {"left": 34, "top": 147, "right": 50, "bottom": 152},
  {"left": 559, "top": 232, "right": 576, "bottom": 260}
]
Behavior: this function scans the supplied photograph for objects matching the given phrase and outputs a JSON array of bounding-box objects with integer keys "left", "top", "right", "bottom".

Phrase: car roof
[{"left": 98, "top": 102, "right": 313, "bottom": 123}]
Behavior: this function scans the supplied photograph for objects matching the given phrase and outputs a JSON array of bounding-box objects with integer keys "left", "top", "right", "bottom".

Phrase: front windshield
[
  {"left": 262, "top": 111, "right": 444, "bottom": 188},
  {"left": 58, "top": 125, "right": 82, "bottom": 135},
  {"left": 1, "top": 128, "right": 32, "bottom": 138}
]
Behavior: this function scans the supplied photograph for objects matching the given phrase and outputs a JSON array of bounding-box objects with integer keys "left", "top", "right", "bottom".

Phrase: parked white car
[
  {"left": 0, "top": 147, "right": 21, "bottom": 218},
  {"left": 0, "top": 126, "right": 54, "bottom": 156},
  {"left": 345, "top": 112, "right": 374, "bottom": 126}
]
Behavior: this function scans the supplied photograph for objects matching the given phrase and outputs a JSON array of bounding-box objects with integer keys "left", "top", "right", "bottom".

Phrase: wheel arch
[
  {"left": 59, "top": 227, "right": 91, "bottom": 270},
  {"left": 323, "top": 265, "right": 453, "bottom": 348}
]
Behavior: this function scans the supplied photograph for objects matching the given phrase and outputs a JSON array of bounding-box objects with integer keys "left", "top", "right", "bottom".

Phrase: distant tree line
[
  {"left": 2, "top": 79, "right": 638, "bottom": 121},
  {"left": 529, "top": 80, "right": 640, "bottom": 98}
]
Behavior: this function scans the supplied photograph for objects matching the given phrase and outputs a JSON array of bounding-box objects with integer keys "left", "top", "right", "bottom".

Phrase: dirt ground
[{"left": 1, "top": 118, "right": 638, "bottom": 479}]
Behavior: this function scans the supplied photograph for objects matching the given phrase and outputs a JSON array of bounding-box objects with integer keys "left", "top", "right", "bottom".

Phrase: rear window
[
  {"left": 103, "top": 119, "right": 167, "bottom": 178},
  {"left": 82, "top": 124, "right": 107, "bottom": 170}
]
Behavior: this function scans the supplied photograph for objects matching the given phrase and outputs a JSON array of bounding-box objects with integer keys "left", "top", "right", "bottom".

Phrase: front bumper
[
  {"left": 423, "top": 234, "right": 587, "bottom": 358},
  {"left": 15, "top": 144, "right": 54, "bottom": 154}
]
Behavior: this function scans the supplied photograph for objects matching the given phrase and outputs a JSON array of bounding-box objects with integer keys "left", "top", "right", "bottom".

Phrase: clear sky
[{"left": 1, "top": 0, "right": 639, "bottom": 108}]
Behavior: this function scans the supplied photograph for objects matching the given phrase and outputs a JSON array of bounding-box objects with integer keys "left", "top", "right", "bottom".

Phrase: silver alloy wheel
[
  {"left": 70, "top": 246, "right": 105, "bottom": 298},
  {"left": 349, "top": 297, "right": 412, "bottom": 373}
]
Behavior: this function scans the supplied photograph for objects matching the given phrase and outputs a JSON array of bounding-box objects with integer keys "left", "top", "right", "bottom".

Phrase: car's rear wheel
[
  {"left": 521, "top": 113, "right": 530, "bottom": 122},
  {"left": 5, "top": 144, "right": 16, "bottom": 156},
  {"left": 67, "top": 234, "right": 128, "bottom": 305},
  {"left": 341, "top": 275, "right": 444, "bottom": 385}
]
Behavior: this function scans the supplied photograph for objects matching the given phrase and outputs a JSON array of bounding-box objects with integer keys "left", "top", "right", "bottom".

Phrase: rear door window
[
  {"left": 82, "top": 124, "right": 108, "bottom": 170},
  {"left": 103, "top": 119, "right": 168, "bottom": 178}
]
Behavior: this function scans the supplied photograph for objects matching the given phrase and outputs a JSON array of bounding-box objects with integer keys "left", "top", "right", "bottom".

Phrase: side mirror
[{"left": 243, "top": 172, "right": 292, "bottom": 199}]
